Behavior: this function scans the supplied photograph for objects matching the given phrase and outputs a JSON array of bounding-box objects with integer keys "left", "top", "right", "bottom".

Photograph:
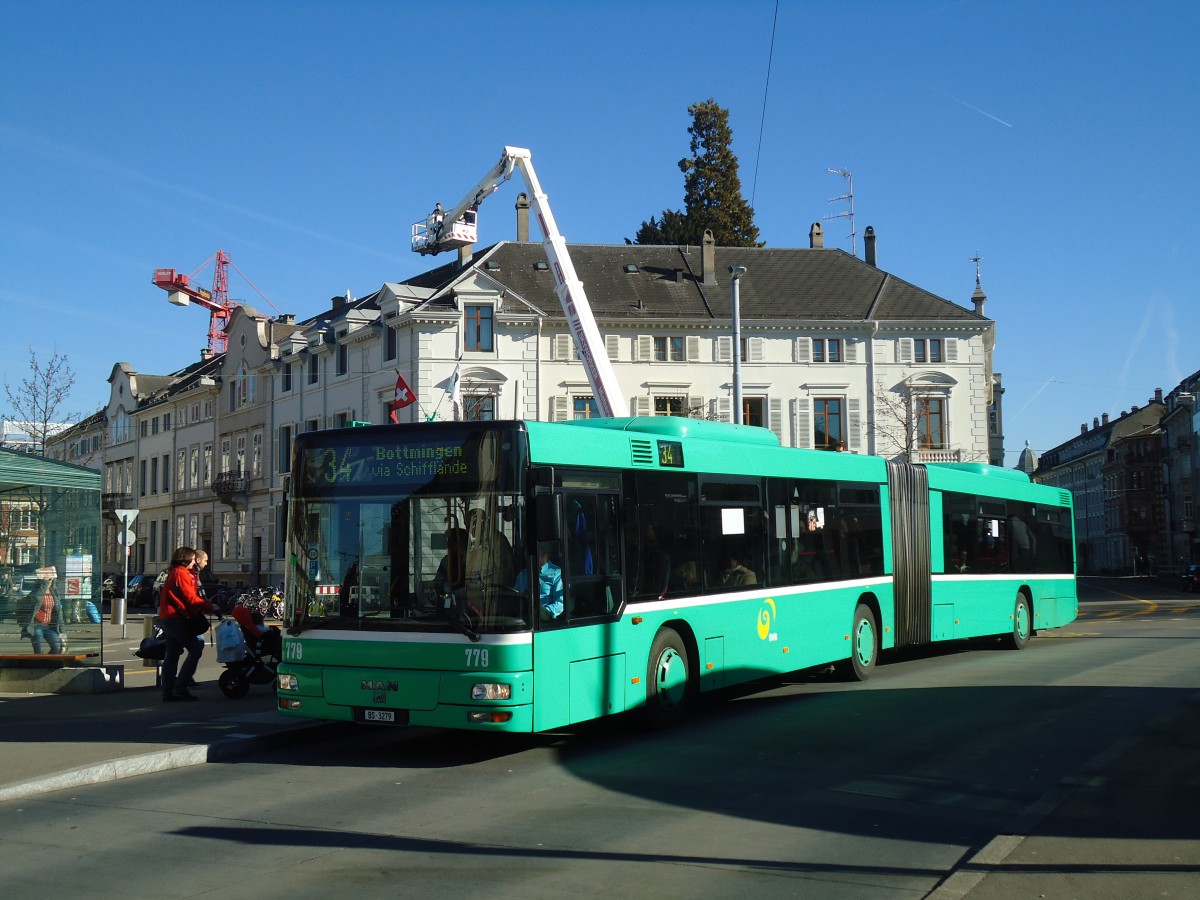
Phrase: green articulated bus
[{"left": 277, "top": 417, "right": 1077, "bottom": 732}]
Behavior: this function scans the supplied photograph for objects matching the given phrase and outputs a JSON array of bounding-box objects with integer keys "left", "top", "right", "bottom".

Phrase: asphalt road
[{"left": 2, "top": 577, "right": 1197, "bottom": 899}]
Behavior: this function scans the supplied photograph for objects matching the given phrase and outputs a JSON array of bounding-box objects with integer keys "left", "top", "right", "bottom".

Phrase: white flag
[{"left": 447, "top": 356, "right": 462, "bottom": 409}]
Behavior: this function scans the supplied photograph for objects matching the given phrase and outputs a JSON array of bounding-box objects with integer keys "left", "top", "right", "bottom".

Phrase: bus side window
[{"left": 563, "top": 492, "right": 622, "bottom": 620}]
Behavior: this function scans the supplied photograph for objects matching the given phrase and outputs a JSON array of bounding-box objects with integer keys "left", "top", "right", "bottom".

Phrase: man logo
[{"left": 361, "top": 680, "right": 399, "bottom": 692}]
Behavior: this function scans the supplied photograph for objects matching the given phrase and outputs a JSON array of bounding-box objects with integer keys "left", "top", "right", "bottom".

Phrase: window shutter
[
  {"left": 553, "top": 334, "right": 571, "bottom": 360},
  {"left": 632, "top": 396, "right": 652, "bottom": 417},
  {"left": 844, "top": 339, "right": 859, "bottom": 364},
  {"left": 687, "top": 395, "right": 704, "bottom": 417},
  {"left": 550, "top": 396, "right": 569, "bottom": 421},
  {"left": 795, "top": 337, "right": 812, "bottom": 364},
  {"left": 717, "top": 397, "right": 732, "bottom": 422},
  {"left": 768, "top": 398, "right": 783, "bottom": 441},
  {"left": 636, "top": 335, "right": 653, "bottom": 362},
  {"left": 716, "top": 335, "right": 732, "bottom": 363},
  {"left": 794, "top": 397, "right": 813, "bottom": 448},
  {"left": 748, "top": 337, "right": 765, "bottom": 362},
  {"left": 686, "top": 335, "right": 701, "bottom": 361},
  {"left": 899, "top": 338, "right": 914, "bottom": 364},
  {"left": 847, "top": 398, "right": 862, "bottom": 452},
  {"left": 605, "top": 334, "right": 620, "bottom": 361},
  {"left": 945, "top": 338, "right": 958, "bottom": 363}
]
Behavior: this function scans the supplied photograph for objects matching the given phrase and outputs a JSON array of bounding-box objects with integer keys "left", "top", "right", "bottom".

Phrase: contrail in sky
[
  {"left": 930, "top": 87, "right": 1013, "bottom": 127},
  {"left": 0, "top": 121, "right": 397, "bottom": 261},
  {"left": 1010, "top": 376, "right": 1057, "bottom": 420}
]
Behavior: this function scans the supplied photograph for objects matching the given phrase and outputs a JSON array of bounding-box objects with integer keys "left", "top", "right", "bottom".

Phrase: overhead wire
[{"left": 750, "top": 0, "right": 780, "bottom": 210}]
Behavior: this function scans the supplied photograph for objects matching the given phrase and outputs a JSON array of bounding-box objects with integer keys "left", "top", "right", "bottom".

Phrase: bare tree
[
  {"left": 869, "top": 378, "right": 922, "bottom": 461},
  {"left": 3, "top": 348, "right": 77, "bottom": 455},
  {"left": 869, "top": 378, "right": 985, "bottom": 463}
]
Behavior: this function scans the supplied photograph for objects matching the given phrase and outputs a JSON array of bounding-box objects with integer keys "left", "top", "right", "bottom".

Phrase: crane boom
[
  {"left": 153, "top": 249, "right": 236, "bottom": 354},
  {"left": 411, "top": 147, "right": 626, "bottom": 417}
]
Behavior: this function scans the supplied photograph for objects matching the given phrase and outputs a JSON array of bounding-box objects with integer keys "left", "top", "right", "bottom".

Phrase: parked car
[
  {"left": 1181, "top": 564, "right": 1200, "bottom": 592},
  {"left": 127, "top": 574, "right": 161, "bottom": 608},
  {"left": 102, "top": 572, "right": 132, "bottom": 599}
]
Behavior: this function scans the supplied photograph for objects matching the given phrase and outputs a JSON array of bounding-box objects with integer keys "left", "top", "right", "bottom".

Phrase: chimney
[
  {"left": 332, "top": 295, "right": 347, "bottom": 310},
  {"left": 674, "top": 268, "right": 685, "bottom": 283},
  {"left": 1102, "top": 413, "right": 1110, "bottom": 426},
  {"left": 279, "top": 313, "right": 295, "bottom": 325},
  {"left": 1081, "top": 423, "right": 1088, "bottom": 435},
  {"left": 864, "top": 225, "right": 877, "bottom": 267},
  {"left": 200, "top": 348, "right": 212, "bottom": 361},
  {"left": 458, "top": 244, "right": 473, "bottom": 270},
  {"left": 809, "top": 222, "right": 824, "bottom": 249},
  {"left": 515, "top": 192, "right": 530, "bottom": 242},
  {"left": 1154, "top": 387, "right": 1163, "bottom": 404},
  {"left": 701, "top": 229, "right": 716, "bottom": 286},
  {"left": 1093, "top": 417, "right": 1100, "bottom": 429}
]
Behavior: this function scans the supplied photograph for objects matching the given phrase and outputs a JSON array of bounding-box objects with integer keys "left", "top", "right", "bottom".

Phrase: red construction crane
[{"left": 152, "top": 249, "right": 237, "bottom": 354}]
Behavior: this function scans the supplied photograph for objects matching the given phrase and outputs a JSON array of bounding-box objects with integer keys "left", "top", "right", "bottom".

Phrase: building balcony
[
  {"left": 212, "top": 471, "right": 250, "bottom": 505},
  {"left": 101, "top": 492, "right": 133, "bottom": 512},
  {"left": 101, "top": 493, "right": 134, "bottom": 522},
  {"left": 911, "top": 448, "right": 965, "bottom": 464}
]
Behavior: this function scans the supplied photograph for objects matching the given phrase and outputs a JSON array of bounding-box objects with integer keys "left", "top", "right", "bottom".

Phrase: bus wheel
[
  {"left": 840, "top": 603, "right": 877, "bottom": 681},
  {"left": 644, "top": 628, "right": 690, "bottom": 728},
  {"left": 1004, "top": 593, "right": 1031, "bottom": 650}
]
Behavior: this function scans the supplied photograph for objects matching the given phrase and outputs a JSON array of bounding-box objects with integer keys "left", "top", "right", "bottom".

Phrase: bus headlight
[
  {"left": 278, "top": 674, "right": 299, "bottom": 691},
  {"left": 471, "top": 683, "right": 512, "bottom": 700}
]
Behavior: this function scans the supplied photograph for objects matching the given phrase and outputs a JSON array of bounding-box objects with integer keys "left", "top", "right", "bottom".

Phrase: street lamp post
[{"left": 729, "top": 266, "right": 746, "bottom": 425}]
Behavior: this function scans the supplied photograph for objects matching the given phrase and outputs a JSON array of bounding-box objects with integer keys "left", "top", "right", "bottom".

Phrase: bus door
[{"left": 530, "top": 475, "right": 624, "bottom": 730}]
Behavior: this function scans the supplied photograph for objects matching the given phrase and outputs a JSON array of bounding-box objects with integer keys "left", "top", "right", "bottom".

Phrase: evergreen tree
[{"left": 630, "top": 99, "right": 761, "bottom": 247}]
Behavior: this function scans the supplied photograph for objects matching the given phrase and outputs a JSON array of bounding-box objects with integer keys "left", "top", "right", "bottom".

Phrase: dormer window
[{"left": 465, "top": 304, "right": 494, "bottom": 352}]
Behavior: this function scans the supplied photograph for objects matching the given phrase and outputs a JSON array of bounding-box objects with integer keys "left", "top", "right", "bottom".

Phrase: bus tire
[
  {"left": 840, "top": 603, "right": 878, "bottom": 682},
  {"left": 644, "top": 628, "right": 690, "bottom": 729},
  {"left": 1004, "top": 593, "right": 1031, "bottom": 650}
]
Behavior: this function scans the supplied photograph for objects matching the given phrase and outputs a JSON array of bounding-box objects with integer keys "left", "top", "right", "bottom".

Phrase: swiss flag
[{"left": 389, "top": 372, "right": 416, "bottom": 423}]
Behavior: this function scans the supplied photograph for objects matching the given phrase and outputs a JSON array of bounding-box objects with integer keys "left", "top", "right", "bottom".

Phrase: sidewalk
[{"left": 0, "top": 614, "right": 333, "bottom": 802}]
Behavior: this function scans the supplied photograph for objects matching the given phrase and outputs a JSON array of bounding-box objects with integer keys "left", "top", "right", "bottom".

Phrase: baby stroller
[{"left": 216, "top": 608, "right": 281, "bottom": 699}]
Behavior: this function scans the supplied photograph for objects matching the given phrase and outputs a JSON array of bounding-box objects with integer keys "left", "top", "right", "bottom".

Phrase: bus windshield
[{"left": 285, "top": 424, "right": 533, "bottom": 637}]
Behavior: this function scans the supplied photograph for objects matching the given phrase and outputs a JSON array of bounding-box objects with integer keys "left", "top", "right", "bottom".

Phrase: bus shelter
[{"left": 0, "top": 448, "right": 117, "bottom": 692}]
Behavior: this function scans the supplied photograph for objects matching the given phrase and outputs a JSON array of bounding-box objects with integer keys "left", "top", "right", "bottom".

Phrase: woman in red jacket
[{"left": 158, "top": 546, "right": 213, "bottom": 701}]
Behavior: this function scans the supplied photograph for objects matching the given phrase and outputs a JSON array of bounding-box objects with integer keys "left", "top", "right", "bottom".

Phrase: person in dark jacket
[{"left": 158, "top": 547, "right": 213, "bottom": 701}]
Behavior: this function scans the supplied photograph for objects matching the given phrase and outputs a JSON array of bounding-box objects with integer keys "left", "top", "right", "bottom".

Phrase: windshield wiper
[{"left": 440, "top": 595, "right": 481, "bottom": 643}]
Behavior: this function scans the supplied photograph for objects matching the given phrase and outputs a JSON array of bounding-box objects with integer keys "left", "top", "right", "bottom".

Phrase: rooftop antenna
[{"left": 824, "top": 168, "right": 856, "bottom": 256}]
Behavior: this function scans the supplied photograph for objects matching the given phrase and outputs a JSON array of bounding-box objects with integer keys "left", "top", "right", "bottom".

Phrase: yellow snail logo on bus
[{"left": 757, "top": 598, "right": 778, "bottom": 642}]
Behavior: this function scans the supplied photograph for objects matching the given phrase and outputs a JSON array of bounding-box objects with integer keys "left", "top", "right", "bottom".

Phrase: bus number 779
[{"left": 465, "top": 648, "right": 489, "bottom": 668}]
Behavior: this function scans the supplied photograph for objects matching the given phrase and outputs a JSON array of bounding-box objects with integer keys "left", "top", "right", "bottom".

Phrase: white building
[{"left": 52, "top": 227, "right": 998, "bottom": 585}]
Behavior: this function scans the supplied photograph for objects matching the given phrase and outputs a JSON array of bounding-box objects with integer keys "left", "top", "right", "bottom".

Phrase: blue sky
[{"left": 2, "top": 0, "right": 1196, "bottom": 465}]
